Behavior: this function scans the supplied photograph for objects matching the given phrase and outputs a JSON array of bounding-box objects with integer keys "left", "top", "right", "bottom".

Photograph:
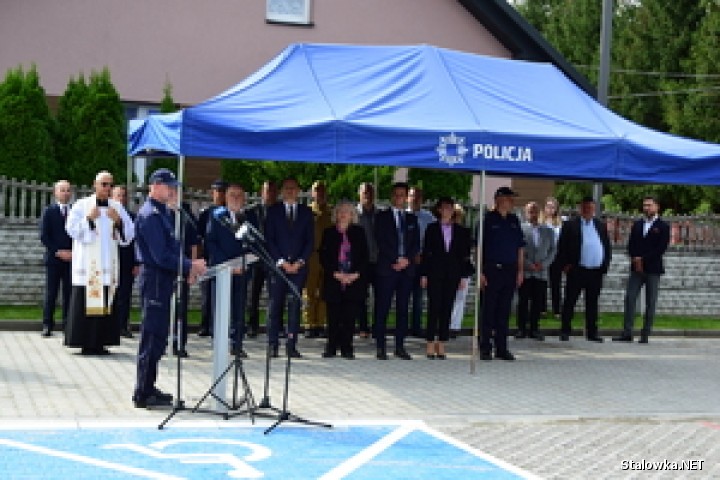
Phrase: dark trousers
[
  {"left": 326, "top": 300, "right": 359, "bottom": 355},
  {"left": 268, "top": 271, "right": 306, "bottom": 348},
  {"left": 623, "top": 271, "right": 660, "bottom": 336},
  {"left": 374, "top": 270, "right": 413, "bottom": 350},
  {"left": 426, "top": 276, "right": 457, "bottom": 342},
  {"left": 410, "top": 270, "right": 424, "bottom": 334},
  {"left": 115, "top": 266, "right": 135, "bottom": 332},
  {"left": 210, "top": 274, "right": 249, "bottom": 349},
  {"left": 357, "top": 264, "right": 376, "bottom": 333},
  {"left": 247, "top": 264, "right": 271, "bottom": 334},
  {"left": 229, "top": 274, "right": 248, "bottom": 349},
  {"left": 134, "top": 304, "right": 169, "bottom": 402},
  {"left": 548, "top": 260, "right": 563, "bottom": 315},
  {"left": 173, "top": 281, "right": 189, "bottom": 349},
  {"left": 200, "top": 279, "right": 214, "bottom": 334},
  {"left": 43, "top": 262, "right": 71, "bottom": 330},
  {"left": 561, "top": 267, "right": 604, "bottom": 337},
  {"left": 517, "top": 277, "right": 547, "bottom": 334},
  {"left": 480, "top": 266, "right": 517, "bottom": 354}
]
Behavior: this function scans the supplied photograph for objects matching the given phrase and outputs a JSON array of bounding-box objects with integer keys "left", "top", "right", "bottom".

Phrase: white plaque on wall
[{"left": 266, "top": 0, "right": 312, "bottom": 25}]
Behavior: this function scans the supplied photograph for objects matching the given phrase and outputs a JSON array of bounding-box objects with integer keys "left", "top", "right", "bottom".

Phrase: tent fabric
[
  {"left": 128, "top": 112, "right": 182, "bottom": 156},
  {"left": 130, "top": 43, "right": 720, "bottom": 186}
]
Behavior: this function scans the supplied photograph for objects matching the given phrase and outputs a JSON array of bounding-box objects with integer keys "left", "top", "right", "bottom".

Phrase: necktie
[
  {"left": 61, "top": 205, "right": 68, "bottom": 223},
  {"left": 397, "top": 210, "right": 405, "bottom": 257},
  {"left": 288, "top": 205, "right": 295, "bottom": 227}
]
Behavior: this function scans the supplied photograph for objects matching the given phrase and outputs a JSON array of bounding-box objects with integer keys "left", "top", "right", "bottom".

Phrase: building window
[{"left": 266, "top": 0, "right": 313, "bottom": 26}]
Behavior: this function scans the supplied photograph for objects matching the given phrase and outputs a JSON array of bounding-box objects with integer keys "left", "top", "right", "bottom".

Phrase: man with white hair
[{"left": 65, "top": 171, "right": 134, "bottom": 355}]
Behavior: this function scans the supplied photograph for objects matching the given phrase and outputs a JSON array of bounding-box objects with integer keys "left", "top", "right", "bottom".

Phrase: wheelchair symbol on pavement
[{"left": 104, "top": 438, "right": 272, "bottom": 479}]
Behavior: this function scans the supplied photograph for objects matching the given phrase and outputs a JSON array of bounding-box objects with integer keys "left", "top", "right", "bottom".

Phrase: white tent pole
[{"left": 471, "top": 170, "right": 486, "bottom": 374}]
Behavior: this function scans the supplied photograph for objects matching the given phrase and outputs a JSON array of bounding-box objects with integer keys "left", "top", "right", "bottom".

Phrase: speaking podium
[{"left": 159, "top": 254, "right": 257, "bottom": 429}]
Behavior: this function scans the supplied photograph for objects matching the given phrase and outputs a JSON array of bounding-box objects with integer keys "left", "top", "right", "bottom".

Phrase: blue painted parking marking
[{"left": 0, "top": 421, "right": 538, "bottom": 479}]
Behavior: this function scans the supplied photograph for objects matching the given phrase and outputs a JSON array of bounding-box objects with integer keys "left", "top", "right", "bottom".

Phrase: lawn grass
[{"left": 2, "top": 305, "right": 717, "bottom": 330}]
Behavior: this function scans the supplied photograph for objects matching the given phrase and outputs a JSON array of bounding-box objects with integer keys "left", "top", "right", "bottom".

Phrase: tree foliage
[
  {"left": 0, "top": 64, "right": 55, "bottom": 182},
  {"left": 221, "top": 160, "right": 396, "bottom": 202},
  {"left": 515, "top": 0, "right": 720, "bottom": 214},
  {"left": 60, "top": 68, "right": 126, "bottom": 185}
]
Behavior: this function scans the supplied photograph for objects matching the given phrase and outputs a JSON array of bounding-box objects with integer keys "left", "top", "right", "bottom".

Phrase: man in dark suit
[
  {"left": 246, "top": 180, "right": 277, "bottom": 338},
  {"left": 196, "top": 179, "right": 227, "bottom": 337},
  {"left": 111, "top": 185, "right": 139, "bottom": 339},
  {"left": 613, "top": 196, "right": 670, "bottom": 344},
  {"left": 265, "top": 177, "right": 314, "bottom": 358},
  {"left": 557, "top": 196, "right": 612, "bottom": 342},
  {"left": 39, "top": 180, "right": 73, "bottom": 337},
  {"left": 207, "top": 183, "right": 258, "bottom": 358},
  {"left": 374, "top": 182, "right": 420, "bottom": 360}
]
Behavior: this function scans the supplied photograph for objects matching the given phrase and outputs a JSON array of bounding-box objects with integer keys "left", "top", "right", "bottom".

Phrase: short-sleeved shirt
[{"left": 482, "top": 209, "right": 526, "bottom": 265}]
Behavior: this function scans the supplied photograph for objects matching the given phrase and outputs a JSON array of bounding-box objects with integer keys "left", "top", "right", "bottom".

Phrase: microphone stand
[
  {"left": 239, "top": 225, "right": 331, "bottom": 435},
  {"left": 159, "top": 205, "right": 191, "bottom": 429}
]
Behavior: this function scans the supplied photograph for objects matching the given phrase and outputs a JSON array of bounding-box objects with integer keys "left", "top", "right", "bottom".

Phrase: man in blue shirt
[
  {"left": 479, "top": 187, "right": 525, "bottom": 361},
  {"left": 132, "top": 169, "right": 206, "bottom": 409}
]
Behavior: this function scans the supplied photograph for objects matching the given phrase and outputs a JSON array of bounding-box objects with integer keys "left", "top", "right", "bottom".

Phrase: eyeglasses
[{"left": 101, "top": 182, "right": 114, "bottom": 188}]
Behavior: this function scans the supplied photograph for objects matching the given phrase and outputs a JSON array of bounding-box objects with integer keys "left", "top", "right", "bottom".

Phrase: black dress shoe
[
  {"left": 529, "top": 332, "right": 545, "bottom": 341},
  {"left": 287, "top": 347, "right": 302, "bottom": 359},
  {"left": 376, "top": 348, "right": 388, "bottom": 360},
  {"left": 495, "top": 350, "right": 516, "bottom": 361},
  {"left": 394, "top": 349, "right": 412, "bottom": 360},
  {"left": 121, "top": 329, "right": 134, "bottom": 339},
  {"left": 134, "top": 394, "right": 172, "bottom": 409},
  {"left": 612, "top": 335, "right": 633, "bottom": 342},
  {"left": 514, "top": 331, "right": 527, "bottom": 339},
  {"left": 41, "top": 327, "right": 52, "bottom": 338},
  {"left": 152, "top": 388, "right": 173, "bottom": 402},
  {"left": 231, "top": 347, "right": 248, "bottom": 358},
  {"left": 247, "top": 329, "right": 258, "bottom": 339},
  {"left": 341, "top": 352, "right": 355, "bottom": 360},
  {"left": 638, "top": 334, "right": 649, "bottom": 344},
  {"left": 304, "top": 329, "right": 317, "bottom": 339},
  {"left": 480, "top": 351, "right": 492, "bottom": 361},
  {"left": 270, "top": 345, "right": 280, "bottom": 358},
  {"left": 426, "top": 354, "right": 436, "bottom": 360},
  {"left": 436, "top": 354, "right": 447, "bottom": 360},
  {"left": 559, "top": 334, "right": 570, "bottom": 341},
  {"left": 173, "top": 347, "right": 189, "bottom": 358},
  {"left": 322, "top": 351, "right": 336, "bottom": 358},
  {"left": 197, "top": 328, "right": 211, "bottom": 337},
  {"left": 587, "top": 336, "right": 604, "bottom": 343}
]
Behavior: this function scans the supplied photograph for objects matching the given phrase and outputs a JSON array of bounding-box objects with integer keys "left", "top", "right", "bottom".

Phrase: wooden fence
[{"left": 3, "top": 175, "right": 720, "bottom": 250}]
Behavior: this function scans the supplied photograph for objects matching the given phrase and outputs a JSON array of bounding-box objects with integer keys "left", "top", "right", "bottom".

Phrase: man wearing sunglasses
[{"left": 65, "top": 171, "right": 134, "bottom": 355}]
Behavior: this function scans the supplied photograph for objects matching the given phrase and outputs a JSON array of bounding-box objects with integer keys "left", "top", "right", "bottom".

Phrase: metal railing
[{"left": 3, "top": 175, "right": 720, "bottom": 250}]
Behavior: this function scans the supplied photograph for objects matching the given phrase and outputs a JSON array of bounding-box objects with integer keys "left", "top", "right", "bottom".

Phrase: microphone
[
  {"left": 235, "top": 222, "right": 252, "bottom": 241},
  {"left": 218, "top": 215, "right": 241, "bottom": 234}
]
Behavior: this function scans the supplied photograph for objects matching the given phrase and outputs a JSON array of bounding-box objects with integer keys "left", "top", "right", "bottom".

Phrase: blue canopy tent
[
  {"left": 128, "top": 43, "right": 720, "bottom": 371},
  {"left": 129, "top": 43, "right": 720, "bottom": 186}
]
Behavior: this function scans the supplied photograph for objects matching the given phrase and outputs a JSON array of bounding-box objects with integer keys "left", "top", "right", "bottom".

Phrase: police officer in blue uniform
[
  {"left": 132, "top": 169, "right": 206, "bottom": 409},
  {"left": 479, "top": 187, "right": 525, "bottom": 361}
]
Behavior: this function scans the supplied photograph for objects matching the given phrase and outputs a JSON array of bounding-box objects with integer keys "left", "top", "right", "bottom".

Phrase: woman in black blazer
[
  {"left": 319, "top": 201, "right": 369, "bottom": 359},
  {"left": 420, "top": 197, "right": 472, "bottom": 359}
]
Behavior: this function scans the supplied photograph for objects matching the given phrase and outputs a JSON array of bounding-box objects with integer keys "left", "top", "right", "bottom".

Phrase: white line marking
[
  {"left": 418, "top": 424, "right": 544, "bottom": 480},
  {"left": 317, "top": 421, "right": 423, "bottom": 480},
  {"left": 0, "top": 439, "right": 184, "bottom": 480}
]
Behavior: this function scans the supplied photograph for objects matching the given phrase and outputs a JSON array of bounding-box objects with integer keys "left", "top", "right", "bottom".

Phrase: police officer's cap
[
  {"left": 211, "top": 179, "right": 228, "bottom": 191},
  {"left": 148, "top": 168, "right": 180, "bottom": 187},
  {"left": 494, "top": 186, "right": 518, "bottom": 198}
]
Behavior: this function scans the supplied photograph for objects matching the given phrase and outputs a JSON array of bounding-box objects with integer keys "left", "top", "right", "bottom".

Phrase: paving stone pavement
[{"left": 1, "top": 330, "right": 719, "bottom": 478}]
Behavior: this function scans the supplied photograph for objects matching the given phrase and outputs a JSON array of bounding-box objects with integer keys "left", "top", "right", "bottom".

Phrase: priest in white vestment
[{"left": 65, "top": 171, "right": 134, "bottom": 355}]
